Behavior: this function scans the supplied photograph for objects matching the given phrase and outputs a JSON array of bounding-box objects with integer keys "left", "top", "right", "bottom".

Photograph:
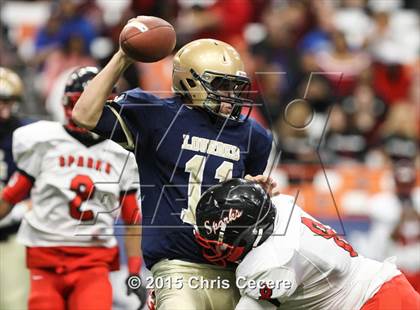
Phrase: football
[{"left": 119, "top": 16, "right": 176, "bottom": 63}]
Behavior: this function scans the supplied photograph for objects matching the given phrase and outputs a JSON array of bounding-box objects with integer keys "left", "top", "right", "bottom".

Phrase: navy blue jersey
[
  {"left": 0, "top": 116, "right": 32, "bottom": 240},
  {"left": 0, "top": 117, "right": 32, "bottom": 189},
  {"left": 94, "top": 88, "right": 272, "bottom": 268}
]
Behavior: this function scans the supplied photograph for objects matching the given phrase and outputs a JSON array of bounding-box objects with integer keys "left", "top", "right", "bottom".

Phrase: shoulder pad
[
  {"left": 271, "top": 194, "right": 296, "bottom": 208},
  {"left": 97, "top": 138, "right": 133, "bottom": 156},
  {"left": 13, "top": 121, "right": 69, "bottom": 149},
  {"left": 238, "top": 239, "right": 295, "bottom": 278},
  {"left": 114, "top": 88, "right": 162, "bottom": 105}
]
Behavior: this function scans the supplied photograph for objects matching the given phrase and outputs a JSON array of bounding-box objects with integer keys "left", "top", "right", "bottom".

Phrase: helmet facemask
[
  {"left": 63, "top": 91, "right": 87, "bottom": 133},
  {"left": 189, "top": 69, "right": 253, "bottom": 123},
  {"left": 194, "top": 213, "right": 275, "bottom": 267},
  {"left": 194, "top": 229, "right": 245, "bottom": 267}
]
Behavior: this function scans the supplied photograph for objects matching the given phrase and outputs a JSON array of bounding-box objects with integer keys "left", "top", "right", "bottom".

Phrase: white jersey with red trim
[
  {"left": 236, "top": 195, "right": 400, "bottom": 310},
  {"left": 13, "top": 121, "right": 139, "bottom": 248}
]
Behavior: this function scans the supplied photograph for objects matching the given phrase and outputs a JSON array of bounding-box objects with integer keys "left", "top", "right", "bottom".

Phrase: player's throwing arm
[{"left": 72, "top": 16, "right": 176, "bottom": 130}]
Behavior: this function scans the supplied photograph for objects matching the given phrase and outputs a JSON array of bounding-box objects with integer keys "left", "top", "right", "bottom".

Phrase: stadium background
[{"left": 1, "top": 0, "right": 419, "bottom": 308}]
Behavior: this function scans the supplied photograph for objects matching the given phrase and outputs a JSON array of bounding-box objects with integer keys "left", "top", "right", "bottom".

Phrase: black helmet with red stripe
[
  {"left": 63, "top": 66, "right": 116, "bottom": 132},
  {"left": 194, "top": 178, "right": 276, "bottom": 267}
]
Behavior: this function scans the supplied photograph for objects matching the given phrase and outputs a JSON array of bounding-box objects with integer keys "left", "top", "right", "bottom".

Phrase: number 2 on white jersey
[
  {"left": 181, "top": 155, "right": 233, "bottom": 225},
  {"left": 69, "top": 174, "right": 95, "bottom": 221}
]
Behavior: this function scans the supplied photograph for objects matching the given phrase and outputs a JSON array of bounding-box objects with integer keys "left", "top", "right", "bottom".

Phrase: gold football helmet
[
  {"left": 173, "top": 39, "right": 252, "bottom": 122},
  {"left": 0, "top": 67, "right": 23, "bottom": 102}
]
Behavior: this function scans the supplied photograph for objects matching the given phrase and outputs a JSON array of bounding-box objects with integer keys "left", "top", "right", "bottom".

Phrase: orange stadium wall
[{"left": 277, "top": 165, "right": 420, "bottom": 220}]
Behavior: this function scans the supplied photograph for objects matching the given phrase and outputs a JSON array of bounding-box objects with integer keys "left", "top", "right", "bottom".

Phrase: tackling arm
[
  {"left": 245, "top": 174, "right": 280, "bottom": 197},
  {"left": 72, "top": 50, "right": 133, "bottom": 130}
]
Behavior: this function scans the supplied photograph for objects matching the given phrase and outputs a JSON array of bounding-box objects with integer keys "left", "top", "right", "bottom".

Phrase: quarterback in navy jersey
[
  {"left": 94, "top": 87, "right": 271, "bottom": 268},
  {"left": 73, "top": 38, "right": 273, "bottom": 309}
]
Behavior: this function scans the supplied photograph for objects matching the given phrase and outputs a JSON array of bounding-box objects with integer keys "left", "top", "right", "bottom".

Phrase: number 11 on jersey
[{"left": 181, "top": 155, "right": 233, "bottom": 225}]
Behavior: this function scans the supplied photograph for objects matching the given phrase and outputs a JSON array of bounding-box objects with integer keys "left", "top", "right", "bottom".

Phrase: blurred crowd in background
[
  {"left": 1, "top": 0, "right": 419, "bottom": 299},
  {"left": 1, "top": 0, "right": 419, "bottom": 169}
]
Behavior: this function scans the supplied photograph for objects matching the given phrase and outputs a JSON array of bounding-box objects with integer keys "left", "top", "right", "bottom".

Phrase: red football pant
[
  {"left": 403, "top": 270, "right": 420, "bottom": 294},
  {"left": 29, "top": 266, "right": 112, "bottom": 310},
  {"left": 361, "top": 274, "right": 420, "bottom": 310}
]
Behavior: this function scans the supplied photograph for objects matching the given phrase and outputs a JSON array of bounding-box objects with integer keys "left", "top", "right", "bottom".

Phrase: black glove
[{"left": 126, "top": 275, "right": 147, "bottom": 310}]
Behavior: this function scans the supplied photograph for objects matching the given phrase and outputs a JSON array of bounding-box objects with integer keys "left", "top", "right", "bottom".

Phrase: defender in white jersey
[
  {"left": 194, "top": 179, "right": 420, "bottom": 310},
  {"left": 11, "top": 120, "right": 138, "bottom": 248},
  {"left": 0, "top": 67, "right": 145, "bottom": 310}
]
